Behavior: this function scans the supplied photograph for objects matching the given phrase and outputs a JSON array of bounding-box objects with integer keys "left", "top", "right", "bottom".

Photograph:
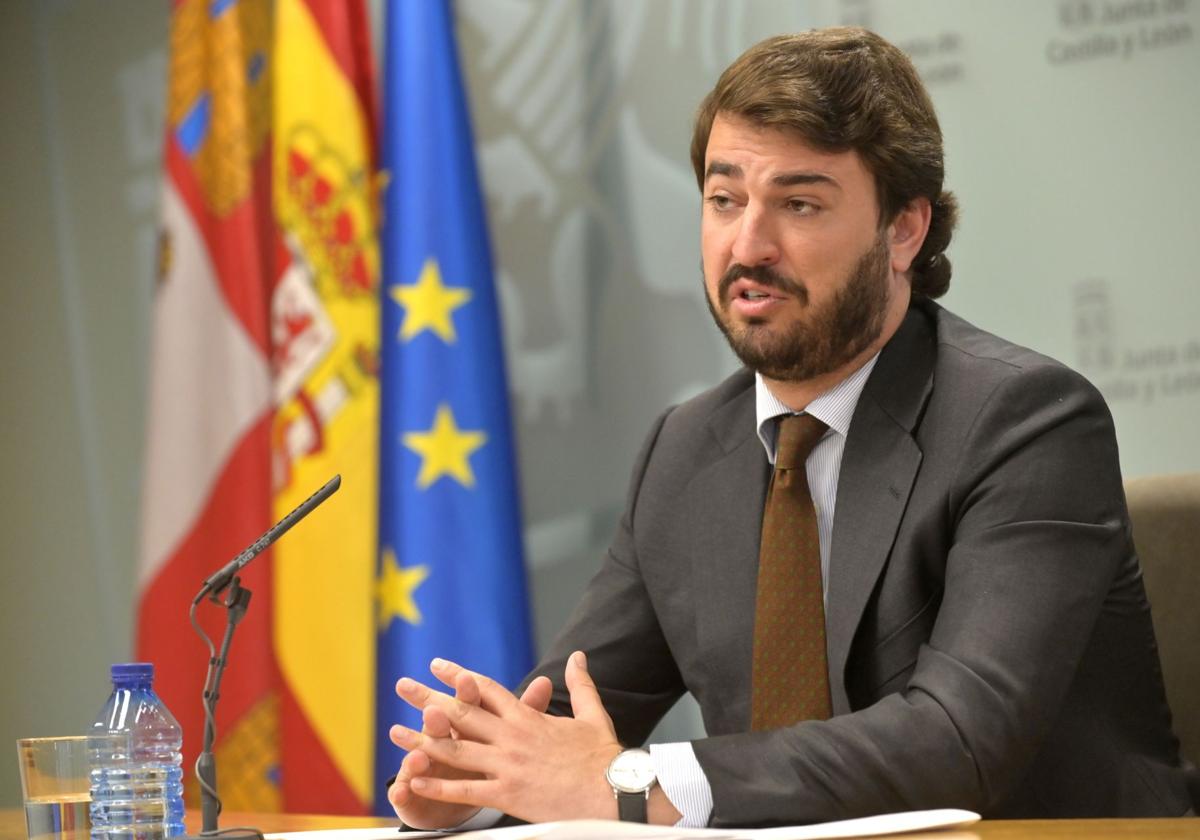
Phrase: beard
[{"left": 704, "top": 232, "right": 892, "bottom": 382}]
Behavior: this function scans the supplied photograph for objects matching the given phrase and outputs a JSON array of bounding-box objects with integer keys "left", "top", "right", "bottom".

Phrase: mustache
[{"left": 718, "top": 263, "right": 808, "bottom": 305}]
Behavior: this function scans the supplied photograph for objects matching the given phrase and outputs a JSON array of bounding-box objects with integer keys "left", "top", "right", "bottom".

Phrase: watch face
[{"left": 606, "top": 749, "right": 656, "bottom": 794}]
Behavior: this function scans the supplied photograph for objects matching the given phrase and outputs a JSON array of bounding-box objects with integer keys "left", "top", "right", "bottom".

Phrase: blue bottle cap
[{"left": 111, "top": 662, "right": 154, "bottom": 684}]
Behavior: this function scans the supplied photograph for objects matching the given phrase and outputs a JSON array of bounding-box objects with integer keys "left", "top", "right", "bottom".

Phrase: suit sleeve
[
  {"left": 692, "top": 364, "right": 1131, "bottom": 825},
  {"left": 519, "top": 406, "right": 688, "bottom": 747}
]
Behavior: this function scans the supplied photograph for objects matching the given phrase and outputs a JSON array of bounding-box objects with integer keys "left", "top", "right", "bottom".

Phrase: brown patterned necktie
[{"left": 751, "top": 413, "right": 832, "bottom": 730}]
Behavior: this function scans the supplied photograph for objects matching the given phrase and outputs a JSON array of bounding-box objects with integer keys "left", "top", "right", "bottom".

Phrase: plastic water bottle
[{"left": 89, "top": 663, "right": 186, "bottom": 840}]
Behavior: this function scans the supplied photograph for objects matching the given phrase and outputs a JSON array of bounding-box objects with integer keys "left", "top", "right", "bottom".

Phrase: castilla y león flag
[{"left": 138, "top": 0, "right": 379, "bottom": 813}]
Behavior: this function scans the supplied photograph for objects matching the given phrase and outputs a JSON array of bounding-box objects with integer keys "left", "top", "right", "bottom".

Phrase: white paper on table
[
  {"left": 739, "top": 809, "right": 980, "bottom": 839},
  {"left": 264, "top": 809, "right": 980, "bottom": 840},
  {"left": 264, "top": 829, "right": 435, "bottom": 840},
  {"left": 456, "top": 822, "right": 734, "bottom": 840},
  {"left": 456, "top": 808, "right": 980, "bottom": 839}
]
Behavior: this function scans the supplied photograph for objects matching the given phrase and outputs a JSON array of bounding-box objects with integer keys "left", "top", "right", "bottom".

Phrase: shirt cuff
[{"left": 648, "top": 741, "right": 714, "bottom": 828}]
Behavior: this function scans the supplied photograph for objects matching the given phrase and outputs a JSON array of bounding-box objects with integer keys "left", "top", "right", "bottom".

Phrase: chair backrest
[{"left": 1124, "top": 473, "right": 1200, "bottom": 768}]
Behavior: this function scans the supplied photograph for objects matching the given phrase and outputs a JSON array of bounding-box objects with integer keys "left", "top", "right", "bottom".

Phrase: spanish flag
[{"left": 138, "top": 0, "right": 379, "bottom": 814}]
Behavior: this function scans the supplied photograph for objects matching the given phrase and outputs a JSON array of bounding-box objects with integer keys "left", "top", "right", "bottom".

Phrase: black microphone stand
[
  {"left": 184, "top": 475, "right": 341, "bottom": 839},
  {"left": 193, "top": 578, "right": 252, "bottom": 835}
]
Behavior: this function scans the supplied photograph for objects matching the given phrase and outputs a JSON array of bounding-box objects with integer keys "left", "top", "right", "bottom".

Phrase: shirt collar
[{"left": 754, "top": 353, "right": 879, "bottom": 461}]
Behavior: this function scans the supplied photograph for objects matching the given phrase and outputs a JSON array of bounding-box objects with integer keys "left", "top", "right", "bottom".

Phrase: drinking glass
[{"left": 15, "top": 737, "right": 91, "bottom": 840}]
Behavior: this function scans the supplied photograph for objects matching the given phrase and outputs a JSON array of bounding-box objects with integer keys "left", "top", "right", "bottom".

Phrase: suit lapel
[
  {"left": 687, "top": 381, "right": 769, "bottom": 733},
  {"left": 825, "top": 303, "right": 937, "bottom": 714}
]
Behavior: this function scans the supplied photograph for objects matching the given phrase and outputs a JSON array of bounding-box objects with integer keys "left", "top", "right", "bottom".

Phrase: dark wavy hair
[{"left": 691, "top": 28, "right": 958, "bottom": 298}]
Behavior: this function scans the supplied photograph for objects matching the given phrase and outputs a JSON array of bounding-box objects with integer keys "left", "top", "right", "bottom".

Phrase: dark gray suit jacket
[{"left": 526, "top": 300, "right": 1194, "bottom": 824}]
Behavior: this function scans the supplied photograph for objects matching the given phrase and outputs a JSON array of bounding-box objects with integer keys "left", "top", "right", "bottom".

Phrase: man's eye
[
  {"left": 787, "top": 199, "right": 817, "bottom": 215},
  {"left": 706, "top": 195, "right": 733, "bottom": 211}
]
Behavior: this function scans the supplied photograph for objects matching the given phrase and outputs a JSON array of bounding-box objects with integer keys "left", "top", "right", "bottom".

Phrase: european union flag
[{"left": 374, "top": 0, "right": 535, "bottom": 814}]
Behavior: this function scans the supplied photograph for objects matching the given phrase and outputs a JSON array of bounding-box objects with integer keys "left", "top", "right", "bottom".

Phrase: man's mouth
[
  {"left": 728, "top": 277, "right": 785, "bottom": 304},
  {"left": 717, "top": 263, "right": 808, "bottom": 308},
  {"left": 726, "top": 278, "right": 792, "bottom": 317}
]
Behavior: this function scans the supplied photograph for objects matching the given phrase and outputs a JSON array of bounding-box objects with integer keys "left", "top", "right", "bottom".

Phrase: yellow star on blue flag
[
  {"left": 376, "top": 548, "right": 430, "bottom": 628},
  {"left": 402, "top": 403, "right": 487, "bottom": 489},
  {"left": 389, "top": 257, "right": 472, "bottom": 343}
]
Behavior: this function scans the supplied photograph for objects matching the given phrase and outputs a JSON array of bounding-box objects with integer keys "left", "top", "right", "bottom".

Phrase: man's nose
[{"left": 730, "top": 206, "right": 780, "bottom": 267}]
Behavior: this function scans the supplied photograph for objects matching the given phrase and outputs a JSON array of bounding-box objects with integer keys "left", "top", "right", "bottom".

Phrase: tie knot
[{"left": 775, "top": 414, "right": 827, "bottom": 470}]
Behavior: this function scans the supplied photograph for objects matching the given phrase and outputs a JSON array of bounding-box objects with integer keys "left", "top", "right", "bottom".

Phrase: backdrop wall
[{"left": 2, "top": 0, "right": 1197, "bottom": 805}]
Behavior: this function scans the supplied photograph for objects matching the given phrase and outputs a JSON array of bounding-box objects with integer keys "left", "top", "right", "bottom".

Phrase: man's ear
[{"left": 888, "top": 197, "right": 932, "bottom": 274}]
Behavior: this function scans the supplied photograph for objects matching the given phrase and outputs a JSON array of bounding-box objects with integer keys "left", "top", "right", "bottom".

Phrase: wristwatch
[{"left": 605, "top": 748, "right": 657, "bottom": 822}]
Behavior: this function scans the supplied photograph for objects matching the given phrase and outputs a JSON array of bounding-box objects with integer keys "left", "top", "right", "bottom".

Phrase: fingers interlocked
[
  {"left": 388, "top": 652, "right": 617, "bottom": 822},
  {"left": 390, "top": 666, "right": 519, "bottom": 769}
]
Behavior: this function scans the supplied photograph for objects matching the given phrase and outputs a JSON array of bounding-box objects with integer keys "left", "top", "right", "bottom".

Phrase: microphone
[
  {"left": 187, "top": 473, "right": 341, "bottom": 838},
  {"left": 196, "top": 473, "right": 342, "bottom": 600}
]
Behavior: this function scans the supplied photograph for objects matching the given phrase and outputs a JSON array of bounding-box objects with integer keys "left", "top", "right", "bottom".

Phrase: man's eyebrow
[
  {"left": 772, "top": 171, "right": 839, "bottom": 188},
  {"left": 704, "top": 162, "right": 840, "bottom": 189},
  {"left": 705, "top": 161, "right": 741, "bottom": 181}
]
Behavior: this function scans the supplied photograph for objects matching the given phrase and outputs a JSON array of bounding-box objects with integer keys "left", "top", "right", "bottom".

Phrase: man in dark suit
[{"left": 384, "top": 27, "right": 1195, "bottom": 827}]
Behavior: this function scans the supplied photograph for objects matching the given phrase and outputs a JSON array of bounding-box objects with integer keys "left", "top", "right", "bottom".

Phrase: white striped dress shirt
[{"left": 650, "top": 353, "right": 880, "bottom": 827}]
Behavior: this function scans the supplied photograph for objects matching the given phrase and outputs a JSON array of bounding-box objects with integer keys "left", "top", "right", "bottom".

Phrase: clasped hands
[{"left": 389, "top": 650, "right": 661, "bottom": 828}]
